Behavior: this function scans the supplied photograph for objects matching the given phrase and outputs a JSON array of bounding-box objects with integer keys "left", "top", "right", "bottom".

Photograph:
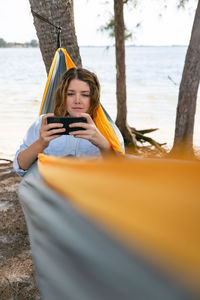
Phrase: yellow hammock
[{"left": 38, "top": 153, "right": 200, "bottom": 294}]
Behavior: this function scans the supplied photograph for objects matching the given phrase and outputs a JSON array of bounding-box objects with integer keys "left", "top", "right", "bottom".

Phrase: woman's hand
[
  {"left": 17, "top": 113, "right": 66, "bottom": 171},
  {"left": 69, "top": 113, "right": 111, "bottom": 152},
  {"left": 38, "top": 113, "right": 66, "bottom": 148}
]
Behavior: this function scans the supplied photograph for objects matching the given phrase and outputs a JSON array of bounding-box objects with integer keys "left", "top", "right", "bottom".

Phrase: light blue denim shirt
[{"left": 13, "top": 115, "right": 101, "bottom": 176}]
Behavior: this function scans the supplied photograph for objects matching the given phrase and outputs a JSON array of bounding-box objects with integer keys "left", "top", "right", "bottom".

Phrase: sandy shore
[{"left": 0, "top": 160, "right": 41, "bottom": 299}]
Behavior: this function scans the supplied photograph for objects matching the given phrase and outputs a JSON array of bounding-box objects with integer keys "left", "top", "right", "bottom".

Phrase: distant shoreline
[
  {"left": 80, "top": 44, "right": 188, "bottom": 47},
  {"left": 0, "top": 45, "right": 38, "bottom": 48},
  {"left": 0, "top": 44, "right": 188, "bottom": 49},
  {"left": 0, "top": 38, "right": 38, "bottom": 48},
  {"left": 0, "top": 36, "right": 188, "bottom": 49}
]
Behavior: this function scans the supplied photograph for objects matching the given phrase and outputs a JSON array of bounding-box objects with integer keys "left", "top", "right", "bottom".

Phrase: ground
[{"left": 0, "top": 161, "right": 41, "bottom": 300}]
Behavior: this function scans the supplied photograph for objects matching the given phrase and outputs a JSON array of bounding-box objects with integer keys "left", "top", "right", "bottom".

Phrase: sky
[{"left": 0, "top": 0, "right": 197, "bottom": 46}]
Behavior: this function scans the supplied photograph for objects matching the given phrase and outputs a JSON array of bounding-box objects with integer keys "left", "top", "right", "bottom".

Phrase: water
[{"left": 0, "top": 46, "right": 199, "bottom": 160}]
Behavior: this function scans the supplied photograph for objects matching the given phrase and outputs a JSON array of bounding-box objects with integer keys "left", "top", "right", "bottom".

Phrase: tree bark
[
  {"left": 29, "top": 0, "right": 81, "bottom": 74},
  {"left": 114, "top": 0, "right": 137, "bottom": 148},
  {"left": 170, "top": 1, "right": 200, "bottom": 158}
]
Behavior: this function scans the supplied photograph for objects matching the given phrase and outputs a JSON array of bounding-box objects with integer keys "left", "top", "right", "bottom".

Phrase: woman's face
[{"left": 66, "top": 79, "right": 91, "bottom": 117}]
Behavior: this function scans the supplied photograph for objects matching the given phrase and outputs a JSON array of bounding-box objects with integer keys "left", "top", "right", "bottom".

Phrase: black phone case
[{"left": 47, "top": 116, "right": 87, "bottom": 135}]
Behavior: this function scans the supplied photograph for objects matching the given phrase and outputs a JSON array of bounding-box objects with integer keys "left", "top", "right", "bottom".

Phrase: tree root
[
  {"left": 0, "top": 158, "right": 13, "bottom": 163},
  {"left": 130, "top": 127, "right": 166, "bottom": 152}
]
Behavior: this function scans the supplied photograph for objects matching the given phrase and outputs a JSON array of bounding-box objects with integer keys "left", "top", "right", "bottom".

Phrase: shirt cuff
[{"left": 13, "top": 150, "right": 27, "bottom": 177}]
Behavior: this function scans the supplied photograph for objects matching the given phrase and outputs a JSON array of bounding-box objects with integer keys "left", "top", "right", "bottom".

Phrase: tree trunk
[
  {"left": 29, "top": 0, "right": 81, "bottom": 74},
  {"left": 170, "top": 1, "right": 200, "bottom": 159},
  {"left": 114, "top": 0, "right": 137, "bottom": 148}
]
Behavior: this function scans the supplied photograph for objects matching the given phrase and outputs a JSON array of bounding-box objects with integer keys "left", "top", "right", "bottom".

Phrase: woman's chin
[
  {"left": 69, "top": 112, "right": 82, "bottom": 117},
  {"left": 69, "top": 109, "right": 87, "bottom": 117}
]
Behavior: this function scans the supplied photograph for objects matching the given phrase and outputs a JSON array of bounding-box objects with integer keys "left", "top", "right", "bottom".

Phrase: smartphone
[{"left": 47, "top": 116, "right": 87, "bottom": 135}]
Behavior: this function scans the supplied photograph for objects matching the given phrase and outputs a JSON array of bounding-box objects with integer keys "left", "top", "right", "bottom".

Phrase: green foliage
[
  {"left": 99, "top": 17, "right": 115, "bottom": 38},
  {"left": 0, "top": 38, "right": 7, "bottom": 47},
  {"left": 99, "top": 16, "right": 133, "bottom": 40},
  {"left": 98, "top": 0, "right": 196, "bottom": 43},
  {"left": 123, "top": 0, "right": 138, "bottom": 7},
  {"left": 177, "top": 0, "right": 190, "bottom": 9},
  {"left": 30, "top": 39, "right": 38, "bottom": 47}
]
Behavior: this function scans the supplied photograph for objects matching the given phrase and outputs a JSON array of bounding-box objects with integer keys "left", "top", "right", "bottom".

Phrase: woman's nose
[{"left": 74, "top": 94, "right": 81, "bottom": 103}]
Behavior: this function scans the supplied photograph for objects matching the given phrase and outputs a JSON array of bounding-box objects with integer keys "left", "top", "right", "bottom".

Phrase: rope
[{"left": 31, "top": 9, "right": 62, "bottom": 48}]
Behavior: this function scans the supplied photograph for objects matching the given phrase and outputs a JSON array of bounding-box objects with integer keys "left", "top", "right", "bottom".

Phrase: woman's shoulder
[
  {"left": 24, "top": 115, "right": 43, "bottom": 139},
  {"left": 30, "top": 114, "right": 43, "bottom": 129}
]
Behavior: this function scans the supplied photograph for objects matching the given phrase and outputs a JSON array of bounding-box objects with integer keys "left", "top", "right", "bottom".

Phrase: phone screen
[{"left": 47, "top": 116, "right": 87, "bottom": 135}]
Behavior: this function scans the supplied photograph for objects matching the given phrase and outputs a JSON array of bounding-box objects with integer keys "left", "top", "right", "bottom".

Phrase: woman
[{"left": 14, "top": 68, "right": 111, "bottom": 176}]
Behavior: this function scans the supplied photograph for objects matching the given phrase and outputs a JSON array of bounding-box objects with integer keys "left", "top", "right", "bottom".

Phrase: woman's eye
[
  {"left": 67, "top": 93, "right": 74, "bottom": 96},
  {"left": 82, "top": 94, "right": 90, "bottom": 97}
]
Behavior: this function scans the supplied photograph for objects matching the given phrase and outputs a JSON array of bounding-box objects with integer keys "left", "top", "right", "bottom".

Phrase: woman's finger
[
  {"left": 46, "top": 127, "right": 66, "bottom": 136},
  {"left": 46, "top": 123, "right": 64, "bottom": 130},
  {"left": 41, "top": 113, "right": 54, "bottom": 126},
  {"left": 69, "top": 122, "right": 88, "bottom": 129},
  {"left": 69, "top": 129, "right": 92, "bottom": 136},
  {"left": 79, "top": 113, "right": 93, "bottom": 124},
  {"left": 41, "top": 123, "right": 64, "bottom": 136}
]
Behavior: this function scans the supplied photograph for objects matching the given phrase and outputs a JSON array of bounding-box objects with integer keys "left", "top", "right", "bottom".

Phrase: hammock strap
[{"left": 31, "top": 9, "right": 62, "bottom": 48}]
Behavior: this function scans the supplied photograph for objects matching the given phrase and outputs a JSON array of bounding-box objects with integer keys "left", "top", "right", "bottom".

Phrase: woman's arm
[
  {"left": 17, "top": 139, "right": 46, "bottom": 171},
  {"left": 69, "top": 113, "right": 111, "bottom": 152},
  {"left": 17, "top": 113, "right": 66, "bottom": 171}
]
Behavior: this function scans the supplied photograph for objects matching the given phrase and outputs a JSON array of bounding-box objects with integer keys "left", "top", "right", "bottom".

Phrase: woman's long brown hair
[{"left": 54, "top": 68, "right": 100, "bottom": 119}]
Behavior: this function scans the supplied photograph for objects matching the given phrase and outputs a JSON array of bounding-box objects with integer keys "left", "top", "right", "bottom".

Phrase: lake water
[{"left": 0, "top": 46, "right": 200, "bottom": 160}]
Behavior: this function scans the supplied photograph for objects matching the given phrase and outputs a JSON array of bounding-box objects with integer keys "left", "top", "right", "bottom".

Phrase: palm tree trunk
[
  {"left": 170, "top": 1, "right": 200, "bottom": 159},
  {"left": 29, "top": 0, "right": 81, "bottom": 74},
  {"left": 114, "top": 0, "right": 137, "bottom": 148}
]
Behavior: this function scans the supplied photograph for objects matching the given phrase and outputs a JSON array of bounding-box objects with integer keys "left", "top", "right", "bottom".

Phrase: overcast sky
[{"left": 0, "top": 0, "right": 197, "bottom": 46}]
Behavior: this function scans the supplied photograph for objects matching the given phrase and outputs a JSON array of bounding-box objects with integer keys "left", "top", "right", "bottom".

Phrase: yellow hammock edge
[
  {"left": 94, "top": 105, "right": 124, "bottom": 154},
  {"left": 39, "top": 48, "right": 76, "bottom": 116}
]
